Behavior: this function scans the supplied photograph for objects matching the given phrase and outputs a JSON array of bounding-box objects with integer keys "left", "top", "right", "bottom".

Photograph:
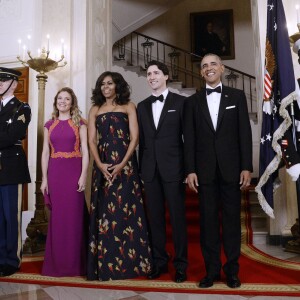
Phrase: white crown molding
[{"left": 112, "top": 0, "right": 183, "bottom": 43}]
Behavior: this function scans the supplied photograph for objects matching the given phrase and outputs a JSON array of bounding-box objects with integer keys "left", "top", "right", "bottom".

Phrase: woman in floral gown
[{"left": 87, "top": 71, "right": 152, "bottom": 281}]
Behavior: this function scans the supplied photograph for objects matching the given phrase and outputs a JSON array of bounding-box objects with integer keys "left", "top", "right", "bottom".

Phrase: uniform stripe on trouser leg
[{"left": 16, "top": 184, "right": 23, "bottom": 267}]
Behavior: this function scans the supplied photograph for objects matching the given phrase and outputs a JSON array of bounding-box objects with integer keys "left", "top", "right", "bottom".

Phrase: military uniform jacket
[{"left": 0, "top": 97, "right": 31, "bottom": 185}]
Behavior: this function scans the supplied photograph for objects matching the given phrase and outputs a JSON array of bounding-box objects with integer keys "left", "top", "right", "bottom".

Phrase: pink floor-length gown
[{"left": 42, "top": 119, "right": 87, "bottom": 277}]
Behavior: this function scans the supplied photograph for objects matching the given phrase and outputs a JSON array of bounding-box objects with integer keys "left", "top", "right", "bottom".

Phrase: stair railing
[{"left": 113, "top": 31, "right": 257, "bottom": 114}]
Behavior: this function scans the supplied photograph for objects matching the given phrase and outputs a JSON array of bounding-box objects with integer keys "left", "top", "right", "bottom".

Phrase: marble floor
[{"left": 0, "top": 244, "right": 299, "bottom": 300}]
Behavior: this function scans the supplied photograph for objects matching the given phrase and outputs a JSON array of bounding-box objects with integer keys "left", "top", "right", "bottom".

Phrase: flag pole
[{"left": 290, "top": 102, "right": 297, "bottom": 150}]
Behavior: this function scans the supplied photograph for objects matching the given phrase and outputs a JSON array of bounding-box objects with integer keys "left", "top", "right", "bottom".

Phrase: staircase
[
  {"left": 112, "top": 58, "right": 258, "bottom": 128},
  {"left": 113, "top": 31, "right": 257, "bottom": 119},
  {"left": 164, "top": 186, "right": 268, "bottom": 245},
  {"left": 112, "top": 60, "right": 195, "bottom": 103}
]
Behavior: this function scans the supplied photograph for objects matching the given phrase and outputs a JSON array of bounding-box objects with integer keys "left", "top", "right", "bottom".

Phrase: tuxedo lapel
[
  {"left": 156, "top": 93, "right": 172, "bottom": 132},
  {"left": 145, "top": 98, "right": 156, "bottom": 131},
  {"left": 216, "top": 86, "right": 229, "bottom": 131},
  {"left": 198, "top": 90, "right": 215, "bottom": 132}
]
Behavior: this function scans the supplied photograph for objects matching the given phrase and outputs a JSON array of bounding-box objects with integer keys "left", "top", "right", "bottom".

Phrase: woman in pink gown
[{"left": 40, "top": 87, "right": 89, "bottom": 277}]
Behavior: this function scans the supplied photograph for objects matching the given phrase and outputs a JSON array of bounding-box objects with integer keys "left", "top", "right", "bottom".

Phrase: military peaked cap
[{"left": 0, "top": 67, "right": 22, "bottom": 81}]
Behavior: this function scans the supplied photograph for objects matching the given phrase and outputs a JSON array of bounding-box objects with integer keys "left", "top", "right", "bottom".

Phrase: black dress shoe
[
  {"left": 198, "top": 274, "right": 221, "bottom": 288},
  {"left": 147, "top": 265, "right": 168, "bottom": 279},
  {"left": 226, "top": 275, "right": 241, "bottom": 288},
  {"left": 174, "top": 270, "right": 187, "bottom": 283},
  {"left": 1, "top": 265, "right": 19, "bottom": 277}
]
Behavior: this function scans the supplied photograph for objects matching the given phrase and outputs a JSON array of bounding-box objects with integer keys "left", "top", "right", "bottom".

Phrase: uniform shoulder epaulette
[{"left": 22, "top": 103, "right": 30, "bottom": 109}]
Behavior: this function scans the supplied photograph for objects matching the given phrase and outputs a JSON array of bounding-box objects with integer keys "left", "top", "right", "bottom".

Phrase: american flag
[
  {"left": 255, "top": 0, "right": 297, "bottom": 218},
  {"left": 263, "top": 70, "right": 272, "bottom": 100}
]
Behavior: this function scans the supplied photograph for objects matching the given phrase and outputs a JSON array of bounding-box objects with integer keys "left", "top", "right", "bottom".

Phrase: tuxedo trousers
[
  {"left": 143, "top": 169, "right": 188, "bottom": 272},
  {"left": 198, "top": 165, "right": 241, "bottom": 277}
]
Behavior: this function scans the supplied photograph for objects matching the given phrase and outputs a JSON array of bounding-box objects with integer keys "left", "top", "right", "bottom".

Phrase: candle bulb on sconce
[
  {"left": 27, "top": 35, "right": 31, "bottom": 52},
  {"left": 17, "top": 47, "right": 67, "bottom": 75},
  {"left": 16, "top": 36, "right": 67, "bottom": 75},
  {"left": 46, "top": 34, "right": 50, "bottom": 52}
]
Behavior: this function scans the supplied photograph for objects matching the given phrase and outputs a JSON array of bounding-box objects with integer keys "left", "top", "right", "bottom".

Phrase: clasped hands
[{"left": 99, "top": 162, "right": 125, "bottom": 184}]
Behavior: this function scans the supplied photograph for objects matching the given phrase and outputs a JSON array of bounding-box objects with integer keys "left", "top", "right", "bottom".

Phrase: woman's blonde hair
[{"left": 52, "top": 87, "right": 82, "bottom": 127}]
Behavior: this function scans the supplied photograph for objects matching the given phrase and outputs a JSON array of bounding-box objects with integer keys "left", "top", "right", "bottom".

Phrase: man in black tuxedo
[
  {"left": 184, "top": 54, "right": 252, "bottom": 288},
  {"left": 0, "top": 67, "right": 31, "bottom": 277},
  {"left": 137, "top": 60, "right": 188, "bottom": 283}
]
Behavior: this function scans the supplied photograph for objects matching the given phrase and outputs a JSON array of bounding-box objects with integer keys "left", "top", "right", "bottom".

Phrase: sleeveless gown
[
  {"left": 42, "top": 119, "right": 87, "bottom": 277},
  {"left": 87, "top": 112, "right": 152, "bottom": 281}
]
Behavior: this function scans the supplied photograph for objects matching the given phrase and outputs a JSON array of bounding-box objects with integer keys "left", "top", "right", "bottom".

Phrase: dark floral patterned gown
[{"left": 87, "top": 112, "right": 152, "bottom": 281}]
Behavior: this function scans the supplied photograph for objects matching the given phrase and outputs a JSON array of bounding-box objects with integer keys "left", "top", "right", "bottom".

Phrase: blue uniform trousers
[{"left": 0, "top": 184, "right": 23, "bottom": 268}]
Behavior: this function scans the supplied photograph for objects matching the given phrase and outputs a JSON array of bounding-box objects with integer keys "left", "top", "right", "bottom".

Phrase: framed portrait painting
[{"left": 190, "top": 9, "right": 235, "bottom": 61}]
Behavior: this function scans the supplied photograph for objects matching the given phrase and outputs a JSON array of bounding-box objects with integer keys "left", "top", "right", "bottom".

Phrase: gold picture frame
[{"left": 190, "top": 9, "right": 235, "bottom": 61}]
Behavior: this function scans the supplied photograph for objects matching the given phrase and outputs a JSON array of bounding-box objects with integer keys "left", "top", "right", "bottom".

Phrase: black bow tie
[
  {"left": 206, "top": 86, "right": 221, "bottom": 95},
  {"left": 151, "top": 94, "right": 164, "bottom": 103}
]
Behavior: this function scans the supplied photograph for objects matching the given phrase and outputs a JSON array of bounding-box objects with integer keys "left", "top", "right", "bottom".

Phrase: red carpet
[{"left": 1, "top": 188, "right": 300, "bottom": 296}]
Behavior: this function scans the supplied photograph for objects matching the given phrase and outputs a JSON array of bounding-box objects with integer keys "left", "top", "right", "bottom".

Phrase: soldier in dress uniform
[
  {"left": 281, "top": 101, "right": 300, "bottom": 180},
  {"left": 0, "top": 67, "right": 31, "bottom": 277}
]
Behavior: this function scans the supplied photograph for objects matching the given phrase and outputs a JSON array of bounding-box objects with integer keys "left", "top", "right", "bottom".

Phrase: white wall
[
  {"left": 0, "top": 0, "right": 39, "bottom": 62},
  {"left": 112, "top": 0, "right": 182, "bottom": 43}
]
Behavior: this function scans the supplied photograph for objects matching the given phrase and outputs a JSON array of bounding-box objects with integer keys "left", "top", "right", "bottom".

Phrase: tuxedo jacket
[
  {"left": 184, "top": 85, "right": 253, "bottom": 184},
  {"left": 137, "top": 91, "right": 185, "bottom": 182},
  {"left": 0, "top": 97, "right": 31, "bottom": 185}
]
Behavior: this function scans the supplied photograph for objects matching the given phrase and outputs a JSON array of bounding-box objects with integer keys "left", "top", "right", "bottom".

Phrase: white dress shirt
[
  {"left": 1, "top": 95, "right": 14, "bottom": 108},
  {"left": 206, "top": 83, "right": 222, "bottom": 130},
  {"left": 152, "top": 89, "right": 169, "bottom": 128}
]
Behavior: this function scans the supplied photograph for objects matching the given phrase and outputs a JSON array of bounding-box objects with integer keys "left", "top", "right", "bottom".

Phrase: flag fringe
[{"left": 256, "top": 92, "right": 297, "bottom": 218}]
